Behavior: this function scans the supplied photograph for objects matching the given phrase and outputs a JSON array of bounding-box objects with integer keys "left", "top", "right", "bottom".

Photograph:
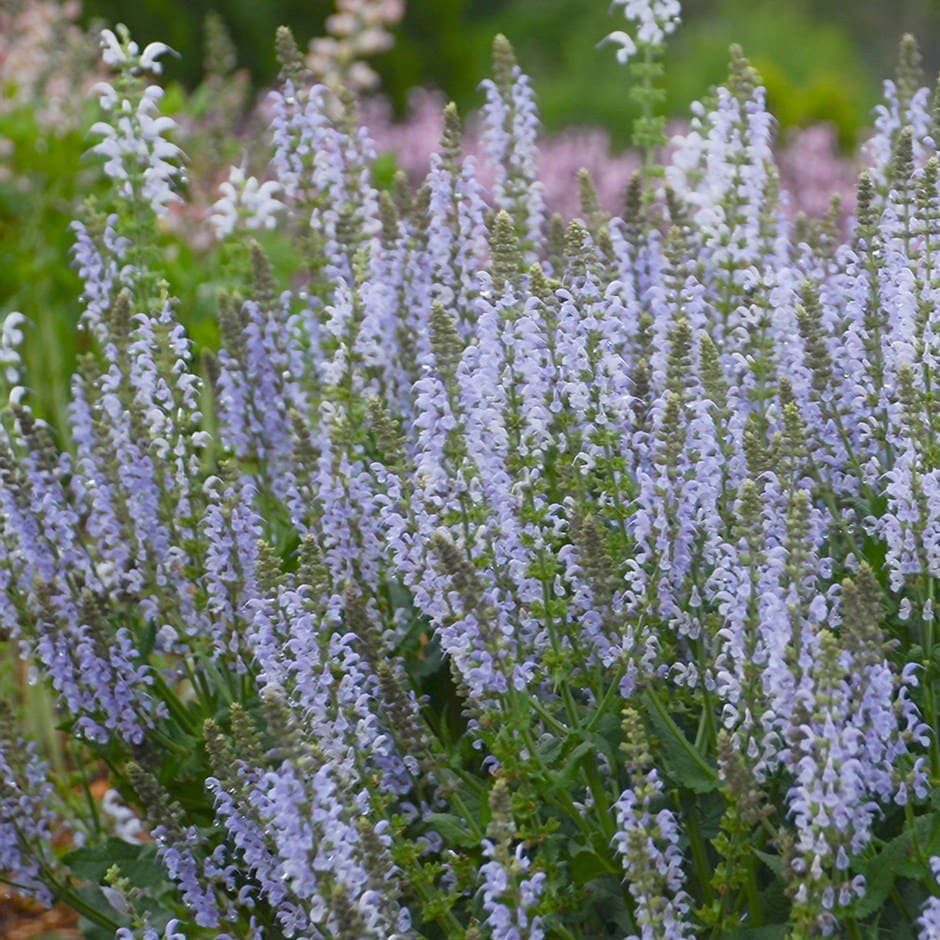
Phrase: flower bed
[{"left": 1, "top": 2, "right": 939, "bottom": 938}]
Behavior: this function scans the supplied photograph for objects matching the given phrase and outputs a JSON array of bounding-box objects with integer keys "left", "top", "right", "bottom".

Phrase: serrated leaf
[
  {"left": 593, "top": 711, "right": 622, "bottom": 750},
  {"left": 64, "top": 838, "right": 166, "bottom": 890},
  {"left": 79, "top": 921, "right": 122, "bottom": 940},
  {"left": 548, "top": 729, "right": 620, "bottom": 796},
  {"left": 537, "top": 734, "right": 565, "bottom": 766},
  {"left": 72, "top": 884, "right": 127, "bottom": 933},
  {"left": 644, "top": 694, "right": 718, "bottom": 794},
  {"left": 423, "top": 813, "right": 478, "bottom": 849},
  {"left": 570, "top": 846, "right": 613, "bottom": 885},
  {"left": 555, "top": 739, "right": 599, "bottom": 788},
  {"left": 853, "top": 812, "right": 940, "bottom": 919},
  {"left": 724, "top": 926, "right": 788, "bottom": 939},
  {"left": 753, "top": 848, "right": 783, "bottom": 876}
]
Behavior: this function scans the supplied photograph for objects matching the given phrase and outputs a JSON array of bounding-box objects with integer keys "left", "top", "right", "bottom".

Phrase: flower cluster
[
  {"left": 0, "top": 0, "right": 98, "bottom": 135},
  {"left": 209, "top": 166, "right": 285, "bottom": 240},
  {"left": 306, "top": 0, "right": 405, "bottom": 97},
  {"left": 363, "top": 91, "right": 857, "bottom": 224},
  {"left": 603, "top": 0, "right": 682, "bottom": 64},
  {"left": 89, "top": 26, "right": 182, "bottom": 217},
  {"left": 613, "top": 710, "right": 692, "bottom": 939},
  {"left": 919, "top": 857, "right": 940, "bottom": 937},
  {"left": 0, "top": 10, "right": 939, "bottom": 940},
  {"left": 0, "top": 710, "right": 62, "bottom": 909}
]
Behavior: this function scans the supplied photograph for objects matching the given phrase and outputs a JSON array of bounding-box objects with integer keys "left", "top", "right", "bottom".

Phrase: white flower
[
  {"left": 0, "top": 311, "right": 26, "bottom": 384},
  {"left": 99, "top": 28, "right": 134, "bottom": 68},
  {"left": 101, "top": 789, "right": 146, "bottom": 844},
  {"left": 598, "top": 30, "right": 637, "bottom": 65},
  {"left": 88, "top": 27, "right": 184, "bottom": 215},
  {"left": 91, "top": 81, "right": 120, "bottom": 110},
  {"left": 604, "top": 0, "right": 682, "bottom": 61},
  {"left": 88, "top": 84, "right": 183, "bottom": 216},
  {"left": 139, "top": 41, "right": 176, "bottom": 75},
  {"left": 99, "top": 26, "right": 177, "bottom": 75},
  {"left": 1, "top": 311, "right": 27, "bottom": 349},
  {"left": 209, "top": 165, "right": 285, "bottom": 240}
]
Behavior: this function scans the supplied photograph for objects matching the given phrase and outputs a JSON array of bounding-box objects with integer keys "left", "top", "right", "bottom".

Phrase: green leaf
[
  {"left": 753, "top": 848, "right": 783, "bottom": 876},
  {"left": 593, "top": 710, "right": 623, "bottom": 751},
  {"left": 70, "top": 884, "right": 126, "bottom": 931},
  {"left": 79, "top": 920, "right": 122, "bottom": 940},
  {"left": 536, "top": 733, "right": 565, "bottom": 766},
  {"left": 644, "top": 692, "right": 718, "bottom": 793},
  {"left": 853, "top": 812, "right": 940, "bottom": 918},
  {"left": 723, "top": 927, "right": 788, "bottom": 939},
  {"left": 554, "top": 739, "right": 600, "bottom": 788},
  {"left": 64, "top": 838, "right": 167, "bottom": 891},
  {"left": 543, "top": 725, "right": 620, "bottom": 800},
  {"left": 138, "top": 618, "right": 158, "bottom": 658},
  {"left": 423, "top": 813, "right": 478, "bottom": 849},
  {"left": 570, "top": 845, "right": 616, "bottom": 885}
]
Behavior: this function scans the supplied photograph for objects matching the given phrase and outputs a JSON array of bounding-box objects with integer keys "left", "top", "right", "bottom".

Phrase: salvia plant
[{"left": 3, "top": 1, "right": 940, "bottom": 938}]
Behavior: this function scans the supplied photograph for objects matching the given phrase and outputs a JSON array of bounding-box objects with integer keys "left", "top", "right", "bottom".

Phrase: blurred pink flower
[
  {"left": 363, "top": 90, "right": 858, "bottom": 223},
  {"left": 777, "top": 123, "right": 858, "bottom": 221},
  {"left": 0, "top": 0, "right": 99, "bottom": 131}
]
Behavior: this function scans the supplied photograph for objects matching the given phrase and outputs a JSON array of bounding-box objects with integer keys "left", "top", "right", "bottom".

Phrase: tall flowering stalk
[
  {"left": 613, "top": 708, "right": 693, "bottom": 939},
  {"left": 480, "top": 35, "right": 546, "bottom": 258},
  {"left": 601, "top": 0, "right": 681, "bottom": 180},
  {"left": 90, "top": 27, "right": 181, "bottom": 218}
]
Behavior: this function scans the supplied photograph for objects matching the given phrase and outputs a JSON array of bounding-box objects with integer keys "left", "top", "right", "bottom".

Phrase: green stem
[
  {"left": 583, "top": 758, "right": 618, "bottom": 841},
  {"left": 891, "top": 882, "right": 914, "bottom": 922},
  {"left": 641, "top": 43, "right": 656, "bottom": 179},
  {"left": 681, "top": 790, "right": 713, "bottom": 906},
  {"left": 527, "top": 696, "right": 570, "bottom": 737},
  {"left": 643, "top": 687, "right": 718, "bottom": 783},
  {"left": 44, "top": 871, "right": 121, "bottom": 930},
  {"left": 906, "top": 800, "right": 927, "bottom": 868},
  {"left": 923, "top": 576, "right": 939, "bottom": 778},
  {"left": 451, "top": 789, "right": 484, "bottom": 842},
  {"left": 150, "top": 670, "right": 198, "bottom": 736},
  {"left": 147, "top": 725, "right": 195, "bottom": 757},
  {"left": 631, "top": 43, "right": 661, "bottom": 186},
  {"left": 550, "top": 925, "right": 580, "bottom": 940},
  {"left": 585, "top": 663, "right": 628, "bottom": 734},
  {"left": 445, "top": 765, "right": 487, "bottom": 800},
  {"left": 745, "top": 856, "right": 762, "bottom": 925},
  {"left": 692, "top": 636, "right": 718, "bottom": 757},
  {"left": 502, "top": 690, "right": 585, "bottom": 836}
]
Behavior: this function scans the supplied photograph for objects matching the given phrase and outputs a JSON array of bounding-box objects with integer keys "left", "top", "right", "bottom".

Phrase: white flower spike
[
  {"left": 603, "top": 0, "right": 682, "bottom": 64},
  {"left": 98, "top": 26, "right": 177, "bottom": 76}
]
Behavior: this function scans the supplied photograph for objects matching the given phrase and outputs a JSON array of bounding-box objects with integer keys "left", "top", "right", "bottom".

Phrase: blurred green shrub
[
  {"left": 80, "top": 0, "right": 908, "bottom": 150},
  {"left": 0, "top": 112, "right": 86, "bottom": 430},
  {"left": 665, "top": 0, "right": 877, "bottom": 150},
  {"left": 81, "top": 0, "right": 332, "bottom": 87},
  {"left": 484, "top": 0, "right": 877, "bottom": 149}
]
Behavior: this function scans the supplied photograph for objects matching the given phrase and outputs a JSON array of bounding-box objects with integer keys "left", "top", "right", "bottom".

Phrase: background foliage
[
  {"left": 80, "top": 0, "right": 940, "bottom": 148},
  {"left": 2, "top": 0, "right": 934, "bottom": 432}
]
